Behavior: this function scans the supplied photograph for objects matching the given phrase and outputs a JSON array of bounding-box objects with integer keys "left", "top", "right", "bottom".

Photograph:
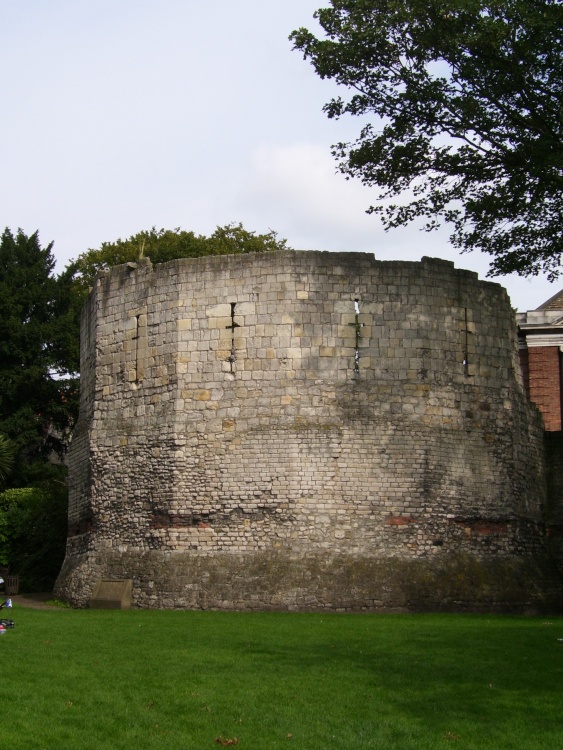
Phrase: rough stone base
[{"left": 54, "top": 549, "right": 563, "bottom": 614}]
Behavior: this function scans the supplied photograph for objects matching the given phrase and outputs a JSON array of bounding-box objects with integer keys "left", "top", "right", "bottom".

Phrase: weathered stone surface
[
  {"left": 90, "top": 579, "right": 132, "bottom": 609},
  {"left": 54, "top": 251, "right": 562, "bottom": 612}
]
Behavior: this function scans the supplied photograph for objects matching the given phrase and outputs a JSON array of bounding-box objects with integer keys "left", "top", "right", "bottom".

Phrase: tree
[
  {"left": 63, "top": 224, "right": 290, "bottom": 355},
  {"left": 0, "top": 434, "right": 15, "bottom": 485},
  {"left": 291, "top": 1, "right": 563, "bottom": 278},
  {"left": 56, "top": 222, "right": 289, "bottom": 396},
  {"left": 0, "top": 484, "right": 68, "bottom": 590},
  {"left": 70, "top": 223, "right": 290, "bottom": 297},
  {"left": 0, "top": 229, "right": 78, "bottom": 484}
]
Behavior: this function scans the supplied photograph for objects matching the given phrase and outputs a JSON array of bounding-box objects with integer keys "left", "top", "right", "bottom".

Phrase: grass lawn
[{"left": 0, "top": 606, "right": 561, "bottom": 749}]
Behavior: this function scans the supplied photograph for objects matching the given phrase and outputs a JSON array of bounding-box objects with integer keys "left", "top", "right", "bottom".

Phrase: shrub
[
  {"left": 0, "top": 480, "right": 67, "bottom": 591},
  {"left": 0, "top": 433, "right": 15, "bottom": 484}
]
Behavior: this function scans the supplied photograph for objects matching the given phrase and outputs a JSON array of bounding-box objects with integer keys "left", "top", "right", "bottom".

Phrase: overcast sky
[{"left": 0, "top": 0, "right": 557, "bottom": 311}]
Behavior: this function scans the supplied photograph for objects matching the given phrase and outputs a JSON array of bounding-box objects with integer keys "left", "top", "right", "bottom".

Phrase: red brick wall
[
  {"left": 527, "top": 346, "right": 562, "bottom": 431},
  {"left": 519, "top": 349, "right": 530, "bottom": 399}
]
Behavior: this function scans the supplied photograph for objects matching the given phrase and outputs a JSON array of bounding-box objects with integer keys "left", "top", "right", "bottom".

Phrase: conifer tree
[{"left": 0, "top": 228, "right": 77, "bottom": 484}]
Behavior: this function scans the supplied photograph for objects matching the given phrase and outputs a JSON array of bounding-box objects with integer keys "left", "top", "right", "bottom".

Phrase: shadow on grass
[{"left": 3, "top": 609, "right": 562, "bottom": 749}]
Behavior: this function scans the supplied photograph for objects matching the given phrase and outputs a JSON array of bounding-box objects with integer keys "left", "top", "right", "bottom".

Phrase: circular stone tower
[{"left": 55, "top": 251, "right": 561, "bottom": 611}]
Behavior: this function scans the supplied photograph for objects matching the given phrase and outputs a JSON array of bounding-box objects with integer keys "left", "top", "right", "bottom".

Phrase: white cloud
[
  {"left": 235, "top": 142, "right": 559, "bottom": 311},
  {"left": 0, "top": 0, "right": 557, "bottom": 313},
  {"left": 239, "top": 143, "right": 386, "bottom": 250}
]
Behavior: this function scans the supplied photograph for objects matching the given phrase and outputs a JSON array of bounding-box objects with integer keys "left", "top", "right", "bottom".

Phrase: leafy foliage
[
  {"left": 63, "top": 223, "right": 289, "bottom": 358},
  {"left": 0, "top": 434, "right": 15, "bottom": 485},
  {"left": 0, "top": 476, "right": 67, "bottom": 590},
  {"left": 291, "top": 0, "right": 563, "bottom": 278},
  {"left": 63, "top": 222, "right": 290, "bottom": 379},
  {"left": 70, "top": 223, "right": 290, "bottom": 298},
  {"left": 0, "top": 228, "right": 78, "bottom": 482}
]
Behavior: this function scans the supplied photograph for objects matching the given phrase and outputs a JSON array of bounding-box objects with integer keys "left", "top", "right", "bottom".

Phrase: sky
[{"left": 0, "top": 0, "right": 558, "bottom": 312}]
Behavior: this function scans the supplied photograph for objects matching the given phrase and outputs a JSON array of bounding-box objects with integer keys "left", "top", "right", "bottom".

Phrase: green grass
[{"left": 1, "top": 607, "right": 562, "bottom": 749}]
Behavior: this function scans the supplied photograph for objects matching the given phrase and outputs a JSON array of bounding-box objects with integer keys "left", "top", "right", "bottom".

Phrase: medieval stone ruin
[{"left": 55, "top": 251, "right": 563, "bottom": 611}]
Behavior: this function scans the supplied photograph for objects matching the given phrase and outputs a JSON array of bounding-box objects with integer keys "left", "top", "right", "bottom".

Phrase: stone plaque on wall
[{"left": 90, "top": 579, "right": 132, "bottom": 609}]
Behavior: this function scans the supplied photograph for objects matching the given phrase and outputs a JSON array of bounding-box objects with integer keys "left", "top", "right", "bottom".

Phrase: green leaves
[
  {"left": 0, "top": 434, "right": 15, "bottom": 485},
  {"left": 71, "top": 222, "right": 289, "bottom": 299},
  {"left": 0, "top": 482, "right": 67, "bottom": 588},
  {"left": 0, "top": 228, "right": 79, "bottom": 482},
  {"left": 291, "top": 0, "right": 563, "bottom": 278}
]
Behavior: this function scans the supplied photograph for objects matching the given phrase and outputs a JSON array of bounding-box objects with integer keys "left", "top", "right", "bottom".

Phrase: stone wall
[{"left": 54, "top": 251, "right": 562, "bottom": 612}]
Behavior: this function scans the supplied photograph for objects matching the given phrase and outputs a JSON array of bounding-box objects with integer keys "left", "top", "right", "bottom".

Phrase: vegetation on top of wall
[{"left": 69, "top": 223, "right": 290, "bottom": 297}]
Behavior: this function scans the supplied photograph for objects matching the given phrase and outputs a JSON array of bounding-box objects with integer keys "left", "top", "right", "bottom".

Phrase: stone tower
[{"left": 55, "top": 251, "right": 561, "bottom": 611}]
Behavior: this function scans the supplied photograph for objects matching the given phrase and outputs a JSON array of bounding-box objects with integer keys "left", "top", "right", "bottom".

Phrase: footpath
[{"left": 10, "top": 593, "right": 65, "bottom": 610}]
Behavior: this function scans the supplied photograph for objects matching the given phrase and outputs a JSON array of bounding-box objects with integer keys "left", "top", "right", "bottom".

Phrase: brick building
[{"left": 517, "top": 290, "right": 563, "bottom": 431}]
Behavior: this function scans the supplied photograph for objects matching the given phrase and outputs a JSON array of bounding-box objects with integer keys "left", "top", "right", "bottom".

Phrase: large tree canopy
[
  {"left": 64, "top": 222, "right": 290, "bottom": 367},
  {"left": 57, "top": 222, "right": 290, "bottom": 371},
  {"left": 0, "top": 229, "right": 78, "bottom": 483},
  {"left": 70, "top": 223, "right": 289, "bottom": 295},
  {"left": 291, "top": 0, "right": 563, "bottom": 278}
]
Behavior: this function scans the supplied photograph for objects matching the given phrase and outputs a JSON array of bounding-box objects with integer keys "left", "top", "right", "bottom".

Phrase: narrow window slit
[
  {"left": 463, "top": 307, "right": 469, "bottom": 375},
  {"left": 226, "top": 302, "right": 239, "bottom": 373},
  {"left": 354, "top": 299, "right": 362, "bottom": 375},
  {"left": 133, "top": 315, "right": 140, "bottom": 383}
]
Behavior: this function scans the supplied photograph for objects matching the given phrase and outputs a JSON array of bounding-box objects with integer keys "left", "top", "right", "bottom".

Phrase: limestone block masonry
[{"left": 54, "top": 251, "right": 563, "bottom": 612}]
